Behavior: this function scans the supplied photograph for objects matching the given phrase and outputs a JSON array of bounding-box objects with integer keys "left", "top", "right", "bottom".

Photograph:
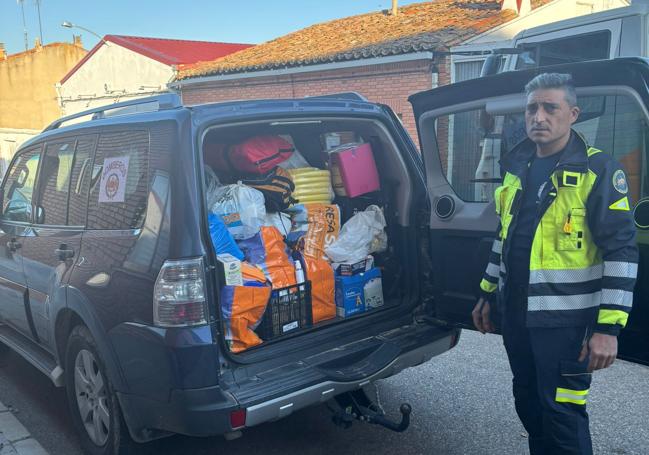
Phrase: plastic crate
[{"left": 256, "top": 281, "right": 312, "bottom": 340}]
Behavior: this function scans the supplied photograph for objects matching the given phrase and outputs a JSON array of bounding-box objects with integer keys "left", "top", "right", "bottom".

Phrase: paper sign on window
[{"left": 98, "top": 156, "right": 130, "bottom": 203}]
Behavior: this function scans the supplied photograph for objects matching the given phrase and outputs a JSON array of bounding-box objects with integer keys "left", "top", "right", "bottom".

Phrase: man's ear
[{"left": 570, "top": 106, "right": 581, "bottom": 124}]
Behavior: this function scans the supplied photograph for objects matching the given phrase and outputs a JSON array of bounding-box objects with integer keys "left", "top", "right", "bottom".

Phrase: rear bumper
[
  {"left": 117, "top": 325, "right": 459, "bottom": 440},
  {"left": 245, "top": 328, "right": 457, "bottom": 427}
]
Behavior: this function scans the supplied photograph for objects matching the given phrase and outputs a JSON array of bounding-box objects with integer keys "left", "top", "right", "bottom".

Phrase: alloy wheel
[{"left": 74, "top": 349, "right": 110, "bottom": 446}]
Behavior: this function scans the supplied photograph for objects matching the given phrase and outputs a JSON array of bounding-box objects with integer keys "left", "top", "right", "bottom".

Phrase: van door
[{"left": 410, "top": 58, "right": 649, "bottom": 365}]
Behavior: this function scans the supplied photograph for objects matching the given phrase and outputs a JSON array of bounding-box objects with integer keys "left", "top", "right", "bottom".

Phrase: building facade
[{"left": 0, "top": 38, "right": 87, "bottom": 173}]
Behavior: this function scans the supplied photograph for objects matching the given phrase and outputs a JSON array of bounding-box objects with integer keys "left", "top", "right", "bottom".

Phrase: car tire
[{"left": 64, "top": 325, "right": 138, "bottom": 455}]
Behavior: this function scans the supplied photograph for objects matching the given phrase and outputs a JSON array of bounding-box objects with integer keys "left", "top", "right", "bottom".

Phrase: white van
[{"left": 501, "top": 0, "right": 649, "bottom": 71}]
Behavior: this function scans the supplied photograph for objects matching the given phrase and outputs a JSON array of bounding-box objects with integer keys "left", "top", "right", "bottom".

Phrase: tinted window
[
  {"left": 36, "top": 141, "right": 75, "bottom": 225},
  {"left": 67, "top": 136, "right": 96, "bottom": 226},
  {"left": 1, "top": 147, "right": 41, "bottom": 222},
  {"left": 516, "top": 31, "right": 610, "bottom": 70},
  {"left": 87, "top": 131, "right": 149, "bottom": 230}
]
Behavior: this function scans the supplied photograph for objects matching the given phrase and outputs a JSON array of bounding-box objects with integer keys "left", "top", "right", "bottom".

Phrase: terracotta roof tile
[{"left": 178, "top": 0, "right": 549, "bottom": 80}]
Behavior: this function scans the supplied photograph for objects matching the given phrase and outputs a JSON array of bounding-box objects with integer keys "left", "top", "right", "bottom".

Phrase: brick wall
[{"left": 181, "top": 58, "right": 444, "bottom": 141}]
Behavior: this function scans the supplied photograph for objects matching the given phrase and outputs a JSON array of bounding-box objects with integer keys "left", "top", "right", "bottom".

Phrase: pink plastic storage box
[{"left": 331, "top": 143, "right": 380, "bottom": 198}]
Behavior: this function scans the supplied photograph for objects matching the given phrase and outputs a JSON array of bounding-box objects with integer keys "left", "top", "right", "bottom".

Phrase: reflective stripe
[
  {"left": 598, "top": 309, "right": 629, "bottom": 326},
  {"left": 603, "top": 261, "right": 638, "bottom": 279},
  {"left": 480, "top": 279, "right": 497, "bottom": 293},
  {"left": 501, "top": 261, "right": 506, "bottom": 274},
  {"left": 529, "top": 264, "right": 603, "bottom": 285},
  {"left": 556, "top": 387, "right": 589, "bottom": 405},
  {"left": 492, "top": 240, "right": 502, "bottom": 255},
  {"left": 528, "top": 292, "right": 601, "bottom": 311},
  {"left": 601, "top": 289, "right": 633, "bottom": 307},
  {"left": 486, "top": 262, "right": 500, "bottom": 278}
]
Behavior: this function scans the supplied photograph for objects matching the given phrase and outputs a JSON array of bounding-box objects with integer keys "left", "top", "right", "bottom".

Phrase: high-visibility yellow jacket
[{"left": 480, "top": 132, "right": 638, "bottom": 335}]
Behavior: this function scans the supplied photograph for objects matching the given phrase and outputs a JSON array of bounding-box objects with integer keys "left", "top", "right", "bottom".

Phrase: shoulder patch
[
  {"left": 609, "top": 196, "right": 630, "bottom": 211},
  {"left": 613, "top": 169, "right": 629, "bottom": 194}
]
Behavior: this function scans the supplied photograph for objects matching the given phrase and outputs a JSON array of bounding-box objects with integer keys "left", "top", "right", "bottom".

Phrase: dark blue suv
[{"left": 0, "top": 93, "right": 460, "bottom": 454}]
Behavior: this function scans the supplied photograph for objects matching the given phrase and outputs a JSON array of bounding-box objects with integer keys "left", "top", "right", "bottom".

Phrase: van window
[
  {"left": 86, "top": 131, "right": 149, "bottom": 230},
  {"left": 1, "top": 146, "right": 41, "bottom": 223},
  {"left": 516, "top": 31, "right": 610, "bottom": 70},
  {"left": 35, "top": 141, "right": 75, "bottom": 225}
]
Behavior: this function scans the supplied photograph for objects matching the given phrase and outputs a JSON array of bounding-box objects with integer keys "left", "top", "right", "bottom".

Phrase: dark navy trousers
[{"left": 501, "top": 285, "right": 593, "bottom": 455}]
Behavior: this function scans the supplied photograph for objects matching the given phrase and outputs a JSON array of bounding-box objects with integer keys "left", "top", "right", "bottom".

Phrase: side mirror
[{"left": 633, "top": 198, "right": 649, "bottom": 230}]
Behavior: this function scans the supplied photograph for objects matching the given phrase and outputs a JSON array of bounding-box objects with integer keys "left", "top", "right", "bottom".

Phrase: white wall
[
  {"left": 0, "top": 128, "right": 39, "bottom": 177},
  {"left": 58, "top": 42, "right": 174, "bottom": 116}
]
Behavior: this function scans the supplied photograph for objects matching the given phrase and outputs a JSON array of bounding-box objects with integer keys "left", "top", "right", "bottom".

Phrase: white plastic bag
[
  {"left": 278, "top": 148, "right": 310, "bottom": 169},
  {"left": 325, "top": 205, "right": 387, "bottom": 263},
  {"left": 205, "top": 166, "right": 222, "bottom": 210},
  {"left": 264, "top": 212, "right": 292, "bottom": 236},
  {"left": 211, "top": 183, "right": 266, "bottom": 240}
]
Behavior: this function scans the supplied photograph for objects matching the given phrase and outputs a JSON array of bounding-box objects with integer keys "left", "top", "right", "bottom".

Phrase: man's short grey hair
[{"left": 525, "top": 73, "right": 577, "bottom": 107}]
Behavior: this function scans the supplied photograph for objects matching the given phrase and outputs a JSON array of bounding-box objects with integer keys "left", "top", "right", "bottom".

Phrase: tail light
[
  {"left": 230, "top": 409, "right": 247, "bottom": 429},
  {"left": 154, "top": 257, "right": 208, "bottom": 327}
]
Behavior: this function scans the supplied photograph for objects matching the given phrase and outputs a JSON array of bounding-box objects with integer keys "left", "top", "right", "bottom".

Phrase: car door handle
[
  {"left": 6, "top": 239, "right": 22, "bottom": 252},
  {"left": 55, "top": 244, "right": 75, "bottom": 261}
]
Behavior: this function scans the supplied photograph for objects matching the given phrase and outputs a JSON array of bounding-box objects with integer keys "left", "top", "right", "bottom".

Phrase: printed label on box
[{"left": 283, "top": 321, "right": 299, "bottom": 333}]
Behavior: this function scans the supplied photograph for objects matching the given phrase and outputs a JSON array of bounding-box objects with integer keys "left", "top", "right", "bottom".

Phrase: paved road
[{"left": 0, "top": 330, "right": 647, "bottom": 455}]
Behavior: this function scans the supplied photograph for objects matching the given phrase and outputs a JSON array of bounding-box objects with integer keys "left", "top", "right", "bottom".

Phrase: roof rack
[
  {"left": 43, "top": 93, "right": 182, "bottom": 132},
  {"left": 304, "top": 92, "right": 368, "bottom": 102}
]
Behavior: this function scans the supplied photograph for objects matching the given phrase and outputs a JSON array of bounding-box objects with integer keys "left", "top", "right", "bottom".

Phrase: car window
[
  {"left": 36, "top": 141, "right": 75, "bottom": 225},
  {"left": 572, "top": 94, "right": 648, "bottom": 204},
  {"left": 67, "top": 136, "right": 96, "bottom": 226},
  {"left": 86, "top": 130, "right": 149, "bottom": 230},
  {"left": 433, "top": 93, "right": 647, "bottom": 204},
  {"left": 434, "top": 108, "right": 504, "bottom": 202},
  {"left": 1, "top": 146, "right": 41, "bottom": 223}
]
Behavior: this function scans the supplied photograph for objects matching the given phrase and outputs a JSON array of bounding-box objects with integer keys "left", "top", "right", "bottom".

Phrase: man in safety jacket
[{"left": 472, "top": 73, "right": 638, "bottom": 455}]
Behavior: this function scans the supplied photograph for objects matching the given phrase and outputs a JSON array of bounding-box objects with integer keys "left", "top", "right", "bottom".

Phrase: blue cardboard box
[{"left": 335, "top": 267, "right": 382, "bottom": 318}]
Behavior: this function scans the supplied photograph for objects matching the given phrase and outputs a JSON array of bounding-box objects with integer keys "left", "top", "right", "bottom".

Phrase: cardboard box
[
  {"left": 217, "top": 253, "right": 243, "bottom": 286},
  {"left": 335, "top": 273, "right": 366, "bottom": 318},
  {"left": 363, "top": 268, "right": 383, "bottom": 310}
]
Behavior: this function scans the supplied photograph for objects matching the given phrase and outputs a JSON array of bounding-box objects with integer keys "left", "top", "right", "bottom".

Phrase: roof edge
[{"left": 173, "top": 51, "right": 435, "bottom": 87}]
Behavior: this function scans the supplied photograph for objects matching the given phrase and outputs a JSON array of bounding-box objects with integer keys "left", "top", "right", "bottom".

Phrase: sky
[{"left": 1, "top": 0, "right": 426, "bottom": 55}]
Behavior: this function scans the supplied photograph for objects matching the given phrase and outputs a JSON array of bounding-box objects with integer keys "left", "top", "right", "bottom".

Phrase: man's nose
[{"left": 534, "top": 108, "right": 547, "bottom": 123}]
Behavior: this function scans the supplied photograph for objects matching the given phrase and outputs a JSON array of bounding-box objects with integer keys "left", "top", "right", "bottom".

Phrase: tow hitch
[{"left": 329, "top": 386, "right": 412, "bottom": 433}]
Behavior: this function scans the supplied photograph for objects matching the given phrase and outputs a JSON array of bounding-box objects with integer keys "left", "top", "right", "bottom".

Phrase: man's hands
[
  {"left": 578, "top": 332, "right": 617, "bottom": 372},
  {"left": 472, "top": 297, "right": 495, "bottom": 334}
]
